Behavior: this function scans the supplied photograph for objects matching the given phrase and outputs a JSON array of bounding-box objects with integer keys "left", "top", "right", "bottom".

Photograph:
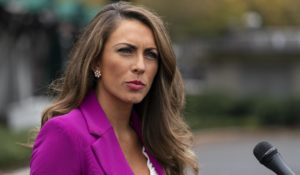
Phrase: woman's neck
[{"left": 96, "top": 88, "right": 133, "bottom": 135}]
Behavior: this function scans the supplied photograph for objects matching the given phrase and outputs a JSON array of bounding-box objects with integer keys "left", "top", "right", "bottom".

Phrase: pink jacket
[{"left": 30, "top": 91, "right": 165, "bottom": 175}]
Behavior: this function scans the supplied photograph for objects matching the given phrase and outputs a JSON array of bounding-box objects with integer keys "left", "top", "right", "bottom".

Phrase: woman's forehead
[{"left": 106, "top": 19, "right": 157, "bottom": 49}]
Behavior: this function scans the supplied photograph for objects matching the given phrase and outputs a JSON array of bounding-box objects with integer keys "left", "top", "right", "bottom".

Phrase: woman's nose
[{"left": 132, "top": 54, "right": 145, "bottom": 74}]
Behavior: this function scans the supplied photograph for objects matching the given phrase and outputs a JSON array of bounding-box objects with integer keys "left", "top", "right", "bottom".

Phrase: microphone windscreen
[{"left": 253, "top": 141, "right": 278, "bottom": 164}]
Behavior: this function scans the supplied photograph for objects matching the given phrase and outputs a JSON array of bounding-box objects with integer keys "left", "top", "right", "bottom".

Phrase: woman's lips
[{"left": 126, "top": 80, "right": 145, "bottom": 91}]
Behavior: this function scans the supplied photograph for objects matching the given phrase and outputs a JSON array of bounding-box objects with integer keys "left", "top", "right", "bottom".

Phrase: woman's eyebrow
[
  {"left": 146, "top": 48, "right": 158, "bottom": 52},
  {"left": 114, "top": 43, "right": 137, "bottom": 49},
  {"left": 114, "top": 42, "right": 157, "bottom": 50}
]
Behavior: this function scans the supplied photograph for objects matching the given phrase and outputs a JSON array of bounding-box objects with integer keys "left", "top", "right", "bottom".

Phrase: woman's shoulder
[
  {"left": 31, "top": 109, "right": 85, "bottom": 174},
  {"left": 39, "top": 108, "right": 88, "bottom": 141},
  {"left": 49, "top": 108, "right": 84, "bottom": 127}
]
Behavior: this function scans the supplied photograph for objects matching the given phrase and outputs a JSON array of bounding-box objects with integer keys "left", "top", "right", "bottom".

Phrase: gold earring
[{"left": 94, "top": 70, "right": 101, "bottom": 78}]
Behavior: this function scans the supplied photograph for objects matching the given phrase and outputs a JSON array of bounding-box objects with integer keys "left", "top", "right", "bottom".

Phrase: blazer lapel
[
  {"left": 91, "top": 128, "right": 134, "bottom": 175},
  {"left": 80, "top": 91, "right": 165, "bottom": 175},
  {"left": 79, "top": 91, "right": 134, "bottom": 175}
]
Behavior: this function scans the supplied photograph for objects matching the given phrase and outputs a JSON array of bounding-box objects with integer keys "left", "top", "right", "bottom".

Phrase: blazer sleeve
[{"left": 30, "top": 119, "right": 81, "bottom": 175}]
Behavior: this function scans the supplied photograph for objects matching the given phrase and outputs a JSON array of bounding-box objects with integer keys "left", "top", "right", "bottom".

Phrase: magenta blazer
[{"left": 30, "top": 91, "right": 165, "bottom": 175}]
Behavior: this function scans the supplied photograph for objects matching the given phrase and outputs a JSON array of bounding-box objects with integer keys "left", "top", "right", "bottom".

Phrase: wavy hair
[{"left": 40, "top": 2, "right": 199, "bottom": 175}]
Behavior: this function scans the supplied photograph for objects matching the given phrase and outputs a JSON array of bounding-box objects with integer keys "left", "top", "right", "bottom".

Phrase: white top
[{"left": 142, "top": 146, "right": 158, "bottom": 175}]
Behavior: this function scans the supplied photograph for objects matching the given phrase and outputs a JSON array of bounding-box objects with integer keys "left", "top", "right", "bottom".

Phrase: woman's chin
[{"left": 123, "top": 96, "right": 144, "bottom": 104}]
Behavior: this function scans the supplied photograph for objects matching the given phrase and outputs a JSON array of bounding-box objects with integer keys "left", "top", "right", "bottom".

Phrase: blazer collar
[
  {"left": 79, "top": 90, "right": 165, "bottom": 175},
  {"left": 79, "top": 90, "right": 143, "bottom": 138},
  {"left": 79, "top": 90, "right": 111, "bottom": 137}
]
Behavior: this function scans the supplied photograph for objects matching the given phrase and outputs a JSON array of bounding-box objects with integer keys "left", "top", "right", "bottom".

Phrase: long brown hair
[{"left": 41, "top": 2, "right": 199, "bottom": 175}]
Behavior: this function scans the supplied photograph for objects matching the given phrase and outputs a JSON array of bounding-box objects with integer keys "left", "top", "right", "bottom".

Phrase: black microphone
[{"left": 253, "top": 141, "right": 296, "bottom": 175}]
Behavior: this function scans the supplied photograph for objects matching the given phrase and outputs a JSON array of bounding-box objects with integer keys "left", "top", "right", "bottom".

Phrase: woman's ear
[
  {"left": 91, "top": 59, "right": 101, "bottom": 72},
  {"left": 91, "top": 59, "right": 102, "bottom": 78}
]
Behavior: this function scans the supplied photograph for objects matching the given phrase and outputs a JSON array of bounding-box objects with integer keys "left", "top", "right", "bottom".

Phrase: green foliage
[
  {"left": 0, "top": 126, "right": 31, "bottom": 170},
  {"left": 185, "top": 92, "right": 253, "bottom": 129},
  {"left": 249, "top": 0, "right": 300, "bottom": 26},
  {"left": 139, "top": 0, "right": 247, "bottom": 38},
  {"left": 254, "top": 97, "right": 300, "bottom": 126},
  {"left": 186, "top": 92, "right": 236, "bottom": 116},
  {"left": 137, "top": 0, "right": 300, "bottom": 38},
  {"left": 184, "top": 93, "right": 300, "bottom": 130}
]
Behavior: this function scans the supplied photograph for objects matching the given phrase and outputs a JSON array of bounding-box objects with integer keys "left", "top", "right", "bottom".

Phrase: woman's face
[{"left": 97, "top": 19, "right": 159, "bottom": 104}]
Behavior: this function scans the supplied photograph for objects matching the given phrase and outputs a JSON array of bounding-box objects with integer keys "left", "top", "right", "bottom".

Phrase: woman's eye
[
  {"left": 145, "top": 51, "right": 158, "bottom": 60},
  {"left": 118, "top": 47, "right": 133, "bottom": 55}
]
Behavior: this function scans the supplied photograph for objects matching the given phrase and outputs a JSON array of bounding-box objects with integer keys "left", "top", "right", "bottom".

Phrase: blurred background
[{"left": 0, "top": 0, "right": 300, "bottom": 174}]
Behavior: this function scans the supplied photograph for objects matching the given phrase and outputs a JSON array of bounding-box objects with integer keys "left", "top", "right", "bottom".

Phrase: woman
[{"left": 30, "top": 2, "right": 199, "bottom": 175}]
